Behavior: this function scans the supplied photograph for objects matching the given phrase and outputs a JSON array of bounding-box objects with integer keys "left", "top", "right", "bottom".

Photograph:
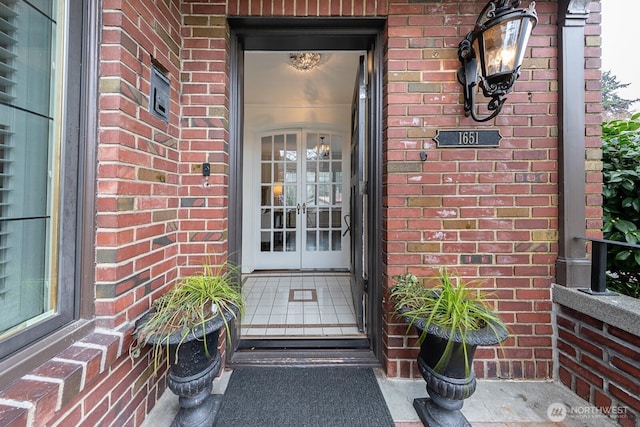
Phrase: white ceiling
[{"left": 244, "top": 51, "right": 364, "bottom": 107}]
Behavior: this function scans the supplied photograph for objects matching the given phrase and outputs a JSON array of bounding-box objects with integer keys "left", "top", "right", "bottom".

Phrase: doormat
[{"left": 214, "top": 367, "right": 395, "bottom": 427}]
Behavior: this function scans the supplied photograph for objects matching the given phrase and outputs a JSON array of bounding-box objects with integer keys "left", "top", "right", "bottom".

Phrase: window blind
[{"left": 0, "top": 1, "right": 16, "bottom": 301}]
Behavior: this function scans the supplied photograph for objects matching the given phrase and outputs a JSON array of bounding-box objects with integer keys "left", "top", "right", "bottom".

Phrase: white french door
[{"left": 252, "top": 130, "right": 350, "bottom": 270}]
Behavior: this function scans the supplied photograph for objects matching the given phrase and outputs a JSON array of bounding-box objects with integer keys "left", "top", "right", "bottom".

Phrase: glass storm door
[{"left": 255, "top": 131, "right": 349, "bottom": 270}]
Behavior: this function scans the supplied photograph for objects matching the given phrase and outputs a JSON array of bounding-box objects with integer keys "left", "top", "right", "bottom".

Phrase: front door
[
  {"left": 253, "top": 130, "right": 350, "bottom": 270},
  {"left": 350, "top": 56, "right": 367, "bottom": 332}
]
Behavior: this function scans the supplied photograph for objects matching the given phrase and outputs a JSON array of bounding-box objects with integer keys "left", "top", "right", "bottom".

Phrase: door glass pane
[
  {"left": 306, "top": 163, "right": 316, "bottom": 183},
  {"left": 261, "top": 232, "right": 270, "bottom": 251},
  {"left": 261, "top": 209, "right": 271, "bottom": 229},
  {"left": 332, "top": 161, "right": 341, "bottom": 180},
  {"left": 286, "top": 208, "right": 297, "bottom": 228},
  {"left": 306, "top": 207, "right": 316, "bottom": 227},
  {"left": 273, "top": 231, "right": 283, "bottom": 251},
  {"left": 285, "top": 163, "right": 297, "bottom": 183},
  {"left": 285, "top": 133, "right": 297, "bottom": 161},
  {"left": 260, "top": 163, "right": 271, "bottom": 183},
  {"left": 331, "top": 135, "right": 342, "bottom": 160},
  {"left": 285, "top": 185, "right": 296, "bottom": 206},
  {"left": 273, "top": 185, "right": 283, "bottom": 206},
  {"left": 306, "top": 184, "right": 316, "bottom": 205},
  {"left": 306, "top": 231, "right": 316, "bottom": 251},
  {"left": 286, "top": 231, "right": 296, "bottom": 251},
  {"left": 331, "top": 231, "right": 342, "bottom": 250},
  {"left": 273, "top": 134, "right": 284, "bottom": 160},
  {"left": 331, "top": 209, "right": 341, "bottom": 228},
  {"left": 333, "top": 184, "right": 342, "bottom": 204},
  {"left": 274, "top": 209, "right": 283, "bottom": 228},
  {"left": 274, "top": 162, "right": 284, "bottom": 182},
  {"left": 306, "top": 133, "right": 318, "bottom": 160},
  {"left": 317, "top": 184, "right": 330, "bottom": 205},
  {"left": 261, "top": 136, "right": 272, "bottom": 160},
  {"left": 261, "top": 186, "right": 270, "bottom": 206},
  {"left": 319, "top": 231, "right": 330, "bottom": 251},
  {"left": 319, "top": 209, "right": 330, "bottom": 228}
]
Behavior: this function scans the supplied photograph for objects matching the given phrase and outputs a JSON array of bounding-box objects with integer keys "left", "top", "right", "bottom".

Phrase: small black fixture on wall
[
  {"left": 457, "top": 0, "right": 537, "bottom": 122},
  {"left": 150, "top": 62, "right": 170, "bottom": 122}
]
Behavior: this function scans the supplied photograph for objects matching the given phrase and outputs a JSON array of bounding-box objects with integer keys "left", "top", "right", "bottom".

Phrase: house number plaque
[{"left": 434, "top": 130, "right": 502, "bottom": 147}]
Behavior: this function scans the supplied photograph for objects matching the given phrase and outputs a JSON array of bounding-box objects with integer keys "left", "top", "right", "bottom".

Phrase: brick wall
[
  {"left": 584, "top": 1, "right": 604, "bottom": 236},
  {"left": 557, "top": 305, "right": 640, "bottom": 427},
  {"left": 0, "top": 0, "right": 604, "bottom": 426},
  {"left": 96, "top": 0, "right": 183, "bottom": 330},
  {"left": 382, "top": 0, "right": 564, "bottom": 380}
]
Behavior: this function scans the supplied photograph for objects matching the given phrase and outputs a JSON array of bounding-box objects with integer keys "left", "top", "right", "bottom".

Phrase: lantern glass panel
[{"left": 481, "top": 17, "right": 522, "bottom": 76}]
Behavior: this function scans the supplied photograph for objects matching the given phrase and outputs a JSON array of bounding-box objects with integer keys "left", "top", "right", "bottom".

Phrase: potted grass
[
  {"left": 390, "top": 268, "right": 508, "bottom": 427},
  {"left": 131, "top": 261, "right": 244, "bottom": 427}
]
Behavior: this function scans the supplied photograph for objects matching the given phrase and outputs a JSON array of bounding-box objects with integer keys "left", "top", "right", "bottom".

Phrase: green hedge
[{"left": 602, "top": 112, "right": 640, "bottom": 298}]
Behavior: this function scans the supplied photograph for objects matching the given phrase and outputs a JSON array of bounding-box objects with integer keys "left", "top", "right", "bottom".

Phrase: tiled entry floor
[{"left": 241, "top": 272, "right": 365, "bottom": 338}]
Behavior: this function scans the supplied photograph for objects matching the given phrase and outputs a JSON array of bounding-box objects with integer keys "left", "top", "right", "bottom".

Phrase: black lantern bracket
[{"left": 457, "top": 0, "right": 537, "bottom": 122}]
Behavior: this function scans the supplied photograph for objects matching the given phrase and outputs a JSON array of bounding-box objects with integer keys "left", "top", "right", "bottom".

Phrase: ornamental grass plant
[
  {"left": 390, "top": 268, "right": 507, "bottom": 375},
  {"left": 131, "top": 261, "right": 244, "bottom": 373}
]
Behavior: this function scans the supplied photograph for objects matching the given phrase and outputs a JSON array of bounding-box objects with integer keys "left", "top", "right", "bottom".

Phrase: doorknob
[
  {"left": 302, "top": 203, "right": 306, "bottom": 214},
  {"left": 297, "top": 203, "right": 300, "bottom": 214}
]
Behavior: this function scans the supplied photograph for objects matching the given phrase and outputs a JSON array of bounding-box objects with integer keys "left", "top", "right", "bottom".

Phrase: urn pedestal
[
  {"left": 141, "top": 309, "right": 237, "bottom": 427},
  {"left": 406, "top": 315, "right": 508, "bottom": 427}
]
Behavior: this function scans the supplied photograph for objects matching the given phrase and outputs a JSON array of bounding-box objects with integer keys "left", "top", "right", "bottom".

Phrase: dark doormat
[{"left": 214, "top": 367, "right": 395, "bottom": 427}]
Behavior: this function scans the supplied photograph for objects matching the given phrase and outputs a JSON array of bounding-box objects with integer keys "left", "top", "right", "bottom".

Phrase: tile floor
[{"left": 241, "top": 272, "right": 365, "bottom": 338}]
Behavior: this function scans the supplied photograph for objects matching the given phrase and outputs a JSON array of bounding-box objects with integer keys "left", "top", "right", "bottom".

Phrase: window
[{"left": 0, "top": 0, "right": 86, "bottom": 360}]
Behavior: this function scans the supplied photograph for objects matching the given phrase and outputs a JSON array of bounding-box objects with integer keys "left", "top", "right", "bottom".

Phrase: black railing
[{"left": 576, "top": 237, "right": 640, "bottom": 295}]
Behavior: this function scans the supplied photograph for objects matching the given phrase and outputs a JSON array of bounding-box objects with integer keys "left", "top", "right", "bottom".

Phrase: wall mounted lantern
[{"left": 458, "top": 0, "right": 537, "bottom": 122}]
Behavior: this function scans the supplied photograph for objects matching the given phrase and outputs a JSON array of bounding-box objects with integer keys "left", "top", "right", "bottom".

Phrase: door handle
[
  {"left": 343, "top": 214, "right": 351, "bottom": 236},
  {"left": 297, "top": 203, "right": 301, "bottom": 214},
  {"left": 302, "top": 203, "right": 306, "bottom": 214}
]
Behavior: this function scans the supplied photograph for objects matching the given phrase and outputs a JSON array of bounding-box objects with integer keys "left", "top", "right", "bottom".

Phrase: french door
[{"left": 253, "top": 130, "right": 350, "bottom": 270}]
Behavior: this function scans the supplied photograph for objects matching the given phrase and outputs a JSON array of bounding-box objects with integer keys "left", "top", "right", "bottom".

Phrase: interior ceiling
[{"left": 244, "top": 51, "right": 363, "bottom": 107}]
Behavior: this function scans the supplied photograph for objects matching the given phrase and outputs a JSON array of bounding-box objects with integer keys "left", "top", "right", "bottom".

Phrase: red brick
[
  {"left": 0, "top": 404, "right": 28, "bottom": 427},
  {"left": 608, "top": 326, "right": 640, "bottom": 349},
  {"left": 31, "top": 361, "right": 83, "bottom": 408},
  {"left": 558, "top": 329, "right": 603, "bottom": 359},
  {"left": 0, "top": 380, "right": 59, "bottom": 424},
  {"left": 581, "top": 327, "right": 640, "bottom": 361},
  {"left": 575, "top": 376, "right": 591, "bottom": 401},
  {"left": 57, "top": 346, "right": 104, "bottom": 387},
  {"left": 609, "top": 384, "right": 640, "bottom": 413},
  {"left": 558, "top": 353, "right": 603, "bottom": 388},
  {"left": 594, "top": 389, "right": 612, "bottom": 411}
]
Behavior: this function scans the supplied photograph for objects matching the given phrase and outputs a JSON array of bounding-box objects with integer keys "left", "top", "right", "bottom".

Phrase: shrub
[{"left": 602, "top": 113, "right": 640, "bottom": 297}]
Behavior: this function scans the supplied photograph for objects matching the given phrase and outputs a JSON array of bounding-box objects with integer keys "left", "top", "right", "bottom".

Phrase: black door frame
[{"left": 228, "top": 17, "right": 385, "bottom": 365}]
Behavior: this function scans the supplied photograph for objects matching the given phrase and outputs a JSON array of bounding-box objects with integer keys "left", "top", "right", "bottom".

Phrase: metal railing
[{"left": 576, "top": 237, "right": 640, "bottom": 295}]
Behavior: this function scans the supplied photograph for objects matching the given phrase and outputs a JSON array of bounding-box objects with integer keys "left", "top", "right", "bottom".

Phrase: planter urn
[
  {"left": 406, "top": 315, "right": 508, "bottom": 427},
  {"left": 139, "top": 307, "right": 237, "bottom": 427}
]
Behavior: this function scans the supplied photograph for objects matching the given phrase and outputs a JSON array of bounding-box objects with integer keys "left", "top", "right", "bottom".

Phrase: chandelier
[
  {"left": 289, "top": 52, "right": 322, "bottom": 71},
  {"left": 313, "top": 136, "right": 330, "bottom": 158}
]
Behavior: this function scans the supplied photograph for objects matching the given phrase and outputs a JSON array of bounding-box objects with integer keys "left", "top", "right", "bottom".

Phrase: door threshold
[{"left": 230, "top": 348, "right": 380, "bottom": 368}]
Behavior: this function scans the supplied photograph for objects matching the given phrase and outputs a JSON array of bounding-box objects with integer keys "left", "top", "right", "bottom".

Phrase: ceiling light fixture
[
  {"left": 457, "top": 0, "right": 538, "bottom": 122},
  {"left": 289, "top": 52, "right": 322, "bottom": 71},
  {"left": 313, "top": 136, "right": 330, "bottom": 158}
]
